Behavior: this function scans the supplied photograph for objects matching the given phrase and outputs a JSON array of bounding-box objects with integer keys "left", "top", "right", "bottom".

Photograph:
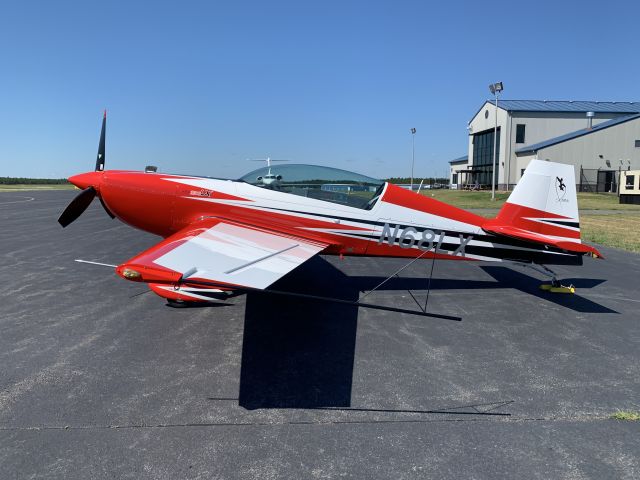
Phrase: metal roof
[
  {"left": 515, "top": 113, "right": 640, "bottom": 154},
  {"left": 488, "top": 100, "right": 640, "bottom": 113},
  {"left": 448, "top": 155, "right": 468, "bottom": 164}
]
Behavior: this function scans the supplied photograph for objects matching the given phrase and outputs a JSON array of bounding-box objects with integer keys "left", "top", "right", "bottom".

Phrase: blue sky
[{"left": 1, "top": 0, "right": 638, "bottom": 179}]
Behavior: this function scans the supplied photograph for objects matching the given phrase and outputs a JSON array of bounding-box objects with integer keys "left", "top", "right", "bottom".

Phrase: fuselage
[{"left": 69, "top": 169, "right": 583, "bottom": 266}]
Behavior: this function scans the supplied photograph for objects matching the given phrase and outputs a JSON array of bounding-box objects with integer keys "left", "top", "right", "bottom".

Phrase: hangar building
[{"left": 451, "top": 100, "right": 640, "bottom": 190}]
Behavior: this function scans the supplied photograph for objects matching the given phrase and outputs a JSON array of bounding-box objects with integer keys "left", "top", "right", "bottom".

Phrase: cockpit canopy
[{"left": 239, "top": 164, "right": 384, "bottom": 209}]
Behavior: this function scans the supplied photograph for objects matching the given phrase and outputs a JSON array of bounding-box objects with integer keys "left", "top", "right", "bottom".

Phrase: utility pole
[{"left": 489, "top": 82, "right": 503, "bottom": 201}]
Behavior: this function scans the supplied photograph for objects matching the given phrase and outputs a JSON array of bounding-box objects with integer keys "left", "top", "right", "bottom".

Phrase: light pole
[
  {"left": 489, "top": 82, "right": 503, "bottom": 200},
  {"left": 410, "top": 128, "right": 416, "bottom": 190}
]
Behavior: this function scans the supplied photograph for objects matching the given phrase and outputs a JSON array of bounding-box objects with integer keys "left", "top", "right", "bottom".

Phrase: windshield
[{"left": 239, "top": 164, "right": 384, "bottom": 209}]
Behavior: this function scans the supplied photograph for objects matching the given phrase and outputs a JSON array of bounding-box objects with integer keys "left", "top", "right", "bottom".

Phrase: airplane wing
[{"left": 116, "top": 218, "right": 330, "bottom": 290}]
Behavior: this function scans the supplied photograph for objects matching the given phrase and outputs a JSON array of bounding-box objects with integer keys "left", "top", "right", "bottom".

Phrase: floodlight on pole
[
  {"left": 489, "top": 82, "right": 503, "bottom": 200},
  {"left": 410, "top": 128, "right": 416, "bottom": 191},
  {"left": 489, "top": 82, "right": 503, "bottom": 95}
]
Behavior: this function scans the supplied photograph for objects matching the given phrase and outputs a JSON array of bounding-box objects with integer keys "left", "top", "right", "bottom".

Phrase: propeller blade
[
  {"left": 99, "top": 196, "right": 115, "bottom": 219},
  {"left": 95, "top": 110, "right": 106, "bottom": 172},
  {"left": 58, "top": 187, "right": 97, "bottom": 227}
]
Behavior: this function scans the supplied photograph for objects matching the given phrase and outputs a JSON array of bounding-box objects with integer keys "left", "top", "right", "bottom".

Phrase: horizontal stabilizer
[{"left": 483, "top": 224, "right": 602, "bottom": 257}]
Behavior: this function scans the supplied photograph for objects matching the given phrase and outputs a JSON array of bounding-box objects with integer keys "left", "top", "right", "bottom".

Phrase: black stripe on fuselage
[
  {"left": 538, "top": 219, "right": 580, "bottom": 229},
  {"left": 180, "top": 289, "right": 230, "bottom": 300},
  {"left": 247, "top": 204, "right": 574, "bottom": 256},
  {"left": 344, "top": 232, "right": 582, "bottom": 266}
]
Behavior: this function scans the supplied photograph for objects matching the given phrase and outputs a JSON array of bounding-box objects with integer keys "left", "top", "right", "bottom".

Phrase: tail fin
[{"left": 483, "top": 160, "right": 601, "bottom": 257}]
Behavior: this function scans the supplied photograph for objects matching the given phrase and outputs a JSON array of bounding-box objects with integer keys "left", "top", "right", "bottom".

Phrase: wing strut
[
  {"left": 357, "top": 245, "right": 440, "bottom": 316},
  {"left": 178, "top": 276, "right": 461, "bottom": 322},
  {"left": 224, "top": 244, "right": 299, "bottom": 274}
]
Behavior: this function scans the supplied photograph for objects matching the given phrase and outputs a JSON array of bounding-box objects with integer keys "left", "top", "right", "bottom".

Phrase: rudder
[{"left": 491, "top": 159, "right": 580, "bottom": 240}]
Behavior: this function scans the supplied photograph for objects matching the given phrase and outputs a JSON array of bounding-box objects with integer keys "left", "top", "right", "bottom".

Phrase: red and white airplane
[{"left": 59, "top": 114, "right": 601, "bottom": 305}]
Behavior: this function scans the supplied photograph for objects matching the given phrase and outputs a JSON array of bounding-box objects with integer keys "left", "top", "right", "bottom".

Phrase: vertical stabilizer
[
  {"left": 505, "top": 159, "right": 578, "bottom": 223},
  {"left": 486, "top": 160, "right": 584, "bottom": 243}
]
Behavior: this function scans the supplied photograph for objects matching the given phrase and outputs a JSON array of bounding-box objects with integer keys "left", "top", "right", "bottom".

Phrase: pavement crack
[{"left": 0, "top": 414, "right": 619, "bottom": 432}]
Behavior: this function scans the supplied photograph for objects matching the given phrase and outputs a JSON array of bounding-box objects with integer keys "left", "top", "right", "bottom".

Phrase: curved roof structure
[{"left": 239, "top": 164, "right": 382, "bottom": 185}]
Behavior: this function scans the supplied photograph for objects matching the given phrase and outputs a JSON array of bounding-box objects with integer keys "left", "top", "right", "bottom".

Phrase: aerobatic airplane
[{"left": 59, "top": 113, "right": 601, "bottom": 306}]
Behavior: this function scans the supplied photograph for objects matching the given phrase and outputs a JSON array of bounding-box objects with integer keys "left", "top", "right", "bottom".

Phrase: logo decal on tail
[{"left": 555, "top": 176, "right": 568, "bottom": 202}]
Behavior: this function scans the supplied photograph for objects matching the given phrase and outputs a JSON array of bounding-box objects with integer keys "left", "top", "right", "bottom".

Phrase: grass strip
[
  {"left": 610, "top": 411, "right": 640, "bottom": 421},
  {"left": 0, "top": 184, "right": 75, "bottom": 191},
  {"left": 580, "top": 214, "right": 640, "bottom": 254},
  {"left": 420, "top": 190, "right": 640, "bottom": 211}
]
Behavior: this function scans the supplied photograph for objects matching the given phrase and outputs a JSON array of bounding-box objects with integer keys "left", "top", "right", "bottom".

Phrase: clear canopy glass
[{"left": 239, "top": 164, "right": 384, "bottom": 209}]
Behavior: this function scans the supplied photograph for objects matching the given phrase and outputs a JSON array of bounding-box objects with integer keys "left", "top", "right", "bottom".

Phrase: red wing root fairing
[{"left": 60, "top": 114, "right": 602, "bottom": 305}]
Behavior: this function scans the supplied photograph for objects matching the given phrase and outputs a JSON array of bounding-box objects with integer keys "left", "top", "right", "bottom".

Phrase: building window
[
  {"left": 626, "top": 175, "right": 635, "bottom": 189},
  {"left": 472, "top": 128, "right": 500, "bottom": 186},
  {"left": 635, "top": 140, "right": 640, "bottom": 148},
  {"left": 516, "top": 124, "right": 526, "bottom": 144},
  {"left": 521, "top": 168, "right": 526, "bottom": 178},
  {"left": 452, "top": 173, "right": 458, "bottom": 184}
]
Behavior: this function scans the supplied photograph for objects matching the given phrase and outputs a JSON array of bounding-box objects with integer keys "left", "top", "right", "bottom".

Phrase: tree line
[
  {"left": 1, "top": 175, "right": 451, "bottom": 186},
  {"left": 384, "top": 177, "right": 450, "bottom": 185},
  {"left": 0, "top": 177, "right": 70, "bottom": 185}
]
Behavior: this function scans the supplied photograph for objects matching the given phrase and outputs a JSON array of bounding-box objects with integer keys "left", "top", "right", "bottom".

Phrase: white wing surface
[{"left": 117, "top": 218, "right": 329, "bottom": 290}]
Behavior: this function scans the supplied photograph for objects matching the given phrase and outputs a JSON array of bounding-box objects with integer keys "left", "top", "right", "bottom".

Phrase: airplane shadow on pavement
[
  {"left": 236, "top": 258, "right": 614, "bottom": 410},
  {"left": 238, "top": 257, "right": 468, "bottom": 410},
  {"left": 239, "top": 256, "right": 359, "bottom": 410},
  {"left": 479, "top": 266, "right": 616, "bottom": 314}
]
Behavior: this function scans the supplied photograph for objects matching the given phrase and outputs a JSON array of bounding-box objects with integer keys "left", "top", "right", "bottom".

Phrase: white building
[
  {"left": 449, "top": 155, "right": 468, "bottom": 189},
  {"left": 456, "top": 100, "right": 640, "bottom": 190},
  {"left": 515, "top": 113, "right": 640, "bottom": 192}
]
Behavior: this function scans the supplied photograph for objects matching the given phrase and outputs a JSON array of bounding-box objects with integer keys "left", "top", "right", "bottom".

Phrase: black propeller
[
  {"left": 58, "top": 186, "right": 97, "bottom": 227},
  {"left": 99, "top": 197, "right": 116, "bottom": 219},
  {"left": 95, "top": 110, "right": 106, "bottom": 171},
  {"left": 58, "top": 111, "right": 112, "bottom": 228}
]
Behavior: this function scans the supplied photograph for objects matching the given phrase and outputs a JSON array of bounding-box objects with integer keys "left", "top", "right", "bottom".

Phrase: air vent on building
[{"left": 586, "top": 111, "right": 595, "bottom": 129}]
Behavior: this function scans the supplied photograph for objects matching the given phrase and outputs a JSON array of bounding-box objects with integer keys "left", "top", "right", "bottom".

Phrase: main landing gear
[
  {"left": 514, "top": 262, "right": 576, "bottom": 294},
  {"left": 166, "top": 298, "right": 188, "bottom": 308}
]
